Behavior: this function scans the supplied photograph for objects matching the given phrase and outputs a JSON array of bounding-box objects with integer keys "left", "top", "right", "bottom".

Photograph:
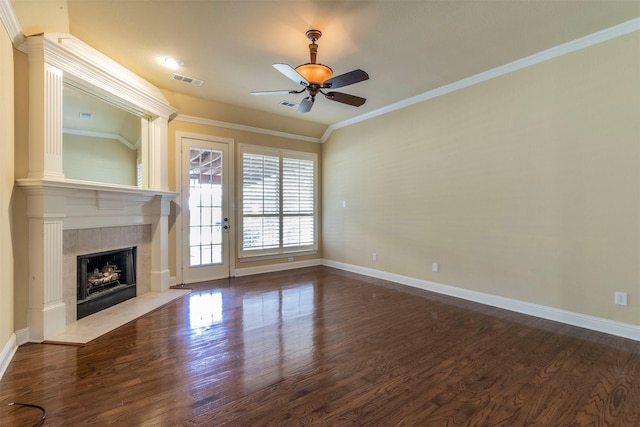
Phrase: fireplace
[
  {"left": 17, "top": 33, "right": 177, "bottom": 341},
  {"left": 77, "top": 247, "right": 137, "bottom": 319}
]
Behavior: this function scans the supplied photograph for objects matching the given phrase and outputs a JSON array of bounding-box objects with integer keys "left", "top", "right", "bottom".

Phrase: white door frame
[{"left": 175, "top": 131, "right": 235, "bottom": 284}]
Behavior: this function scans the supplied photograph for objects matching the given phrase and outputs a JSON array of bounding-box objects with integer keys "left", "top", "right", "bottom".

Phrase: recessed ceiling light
[{"left": 163, "top": 57, "right": 184, "bottom": 69}]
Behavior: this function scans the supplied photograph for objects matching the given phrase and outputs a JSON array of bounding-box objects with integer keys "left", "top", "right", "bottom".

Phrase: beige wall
[
  {"left": 1, "top": 19, "right": 15, "bottom": 353},
  {"left": 166, "top": 102, "right": 323, "bottom": 279},
  {"left": 323, "top": 32, "right": 640, "bottom": 325}
]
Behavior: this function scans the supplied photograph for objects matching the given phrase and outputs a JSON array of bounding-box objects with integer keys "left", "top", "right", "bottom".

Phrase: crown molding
[
  {"left": 0, "top": 0, "right": 25, "bottom": 48},
  {"left": 31, "top": 33, "right": 176, "bottom": 120},
  {"left": 322, "top": 17, "right": 640, "bottom": 142},
  {"left": 63, "top": 128, "right": 139, "bottom": 150},
  {"left": 174, "top": 114, "right": 322, "bottom": 144}
]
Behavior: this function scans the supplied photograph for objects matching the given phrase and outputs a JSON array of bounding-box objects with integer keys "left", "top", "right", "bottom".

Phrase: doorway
[{"left": 180, "top": 135, "right": 233, "bottom": 283}]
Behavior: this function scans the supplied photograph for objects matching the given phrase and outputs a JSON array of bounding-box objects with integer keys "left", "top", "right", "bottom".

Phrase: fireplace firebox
[{"left": 77, "top": 247, "right": 137, "bottom": 319}]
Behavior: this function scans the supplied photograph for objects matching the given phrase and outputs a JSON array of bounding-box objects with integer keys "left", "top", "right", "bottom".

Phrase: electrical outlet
[
  {"left": 614, "top": 292, "right": 628, "bottom": 306},
  {"left": 287, "top": 257, "right": 294, "bottom": 262},
  {"left": 342, "top": 200, "right": 347, "bottom": 208},
  {"left": 432, "top": 262, "right": 439, "bottom": 272},
  {"left": 372, "top": 253, "right": 377, "bottom": 261}
]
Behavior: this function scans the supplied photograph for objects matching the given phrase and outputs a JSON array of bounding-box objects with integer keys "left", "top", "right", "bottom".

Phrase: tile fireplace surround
[
  {"left": 63, "top": 224, "right": 151, "bottom": 325},
  {"left": 57, "top": 223, "right": 190, "bottom": 345}
]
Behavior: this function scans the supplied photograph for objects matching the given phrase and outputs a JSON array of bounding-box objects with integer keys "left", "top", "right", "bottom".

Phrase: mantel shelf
[{"left": 16, "top": 177, "right": 178, "bottom": 201}]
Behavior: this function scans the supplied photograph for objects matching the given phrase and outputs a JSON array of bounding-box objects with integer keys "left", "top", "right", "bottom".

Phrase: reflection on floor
[{"left": 46, "top": 289, "right": 191, "bottom": 345}]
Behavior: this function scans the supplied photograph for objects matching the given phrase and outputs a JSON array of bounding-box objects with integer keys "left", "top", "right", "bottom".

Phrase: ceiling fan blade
[
  {"left": 273, "top": 63, "right": 309, "bottom": 87},
  {"left": 251, "top": 89, "right": 300, "bottom": 96},
  {"left": 251, "top": 89, "right": 304, "bottom": 95},
  {"left": 323, "top": 69, "right": 369, "bottom": 89},
  {"left": 324, "top": 92, "right": 366, "bottom": 107},
  {"left": 298, "top": 96, "right": 314, "bottom": 113}
]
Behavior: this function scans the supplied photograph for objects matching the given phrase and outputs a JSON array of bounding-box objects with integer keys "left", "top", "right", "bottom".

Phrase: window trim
[{"left": 238, "top": 144, "right": 318, "bottom": 260}]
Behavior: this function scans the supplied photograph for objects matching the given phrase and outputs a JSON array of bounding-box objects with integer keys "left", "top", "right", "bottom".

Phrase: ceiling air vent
[
  {"left": 279, "top": 100, "right": 299, "bottom": 109},
  {"left": 171, "top": 73, "right": 204, "bottom": 86}
]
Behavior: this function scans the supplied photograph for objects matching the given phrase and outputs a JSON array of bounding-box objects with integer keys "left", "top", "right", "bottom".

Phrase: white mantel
[
  {"left": 16, "top": 33, "right": 177, "bottom": 342},
  {"left": 17, "top": 178, "right": 177, "bottom": 229}
]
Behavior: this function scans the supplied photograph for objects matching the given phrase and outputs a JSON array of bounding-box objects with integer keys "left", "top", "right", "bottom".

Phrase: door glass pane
[{"left": 189, "top": 147, "right": 223, "bottom": 267}]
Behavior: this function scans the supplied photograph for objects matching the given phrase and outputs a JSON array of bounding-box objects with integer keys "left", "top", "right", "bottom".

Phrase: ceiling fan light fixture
[{"left": 295, "top": 63, "right": 333, "bottom": 85}]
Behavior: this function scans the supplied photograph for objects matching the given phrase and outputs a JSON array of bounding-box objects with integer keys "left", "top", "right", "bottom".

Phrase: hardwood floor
[{"left": 2, "top": 266, "right": 640, "bottom": 426}]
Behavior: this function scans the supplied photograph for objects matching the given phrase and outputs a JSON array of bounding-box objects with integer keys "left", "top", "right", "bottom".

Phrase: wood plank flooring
[{"left": 1, "top": 266, "right": 640, "bottom": 426}]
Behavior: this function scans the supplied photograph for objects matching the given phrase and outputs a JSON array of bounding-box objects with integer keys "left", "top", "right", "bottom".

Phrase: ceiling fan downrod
[{"left": 306, "top": 29, "right": 322, "bottom": 64}]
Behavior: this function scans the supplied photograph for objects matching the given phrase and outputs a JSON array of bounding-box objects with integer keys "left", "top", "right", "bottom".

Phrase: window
[{"left": 239, "top": 144, "right": 317, "bottom": 258}]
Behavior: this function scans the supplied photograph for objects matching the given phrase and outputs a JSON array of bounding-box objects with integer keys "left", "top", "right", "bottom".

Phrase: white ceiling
[{"left": 53, "top": 1, "right": 640, "bottom": 129}]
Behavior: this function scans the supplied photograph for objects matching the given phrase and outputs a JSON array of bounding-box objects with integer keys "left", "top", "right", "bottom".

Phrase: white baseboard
[
  {"left": 15, "top": 328, "right": 29, "bottom": 345},
  {"left": 235, "top": 259, "right": 321, "bottom": 277},
  {"left": 0, "top": 333, "right": 18, "bottom": 380},
  {"left": 322, "top": 259, "right": 640, "bottom": 342}
]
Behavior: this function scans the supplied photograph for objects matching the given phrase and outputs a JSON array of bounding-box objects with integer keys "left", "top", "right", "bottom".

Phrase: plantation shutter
[
  {"left": 240, "top": 145, "right": 317, "bottom": 258},
  {"left": 283, "top": 157, "right": 315, "bottom": 247}
]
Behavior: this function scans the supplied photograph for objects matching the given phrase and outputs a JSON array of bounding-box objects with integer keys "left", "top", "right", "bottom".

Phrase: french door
[{"left": 181, "top": 136, "right": 231, "bottom": 283}]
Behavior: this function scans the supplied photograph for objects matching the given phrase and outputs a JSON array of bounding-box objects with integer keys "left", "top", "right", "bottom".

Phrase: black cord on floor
[{"left": 8, "top": 402, "right": 46, "bottom": 427}]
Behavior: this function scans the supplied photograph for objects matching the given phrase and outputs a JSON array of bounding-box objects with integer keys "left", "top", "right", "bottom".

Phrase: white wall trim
[
  {"left": 0, "top": 0, "right": 25, "bottom": 48},
  {"left": 321, "top": 17, "right": 640, "bottom": 142},
  {"left": 235, "top": 259, "right": 321, "bottom": 277},
  {"left": 174, "top": 114, "right": 322, "bottom": 144},
  {"left": 15, "top": 328, "right": 29, "bottom": 346},
  {"left": 39, "top": 33, "right": 176, "bottom": 120},
  {"left": 322, "top": 259, "right": 640, "bottom": 342},
  {"left": 0, "top": 333, "right": 18, "bottom": 380}
]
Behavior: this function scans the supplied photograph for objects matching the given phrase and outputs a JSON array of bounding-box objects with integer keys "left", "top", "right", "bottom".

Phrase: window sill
[{"left": 238, "top": 250, "right": 318, "bottom": 263}]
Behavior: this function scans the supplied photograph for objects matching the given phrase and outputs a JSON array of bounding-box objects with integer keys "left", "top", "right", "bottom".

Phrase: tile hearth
[{"left": 46, "top": 289, "right": 190, "bottom": 345}]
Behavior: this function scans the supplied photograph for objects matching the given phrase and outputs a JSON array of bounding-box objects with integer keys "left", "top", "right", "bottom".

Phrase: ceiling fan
[{"left": 251, "top": 29, "right": 369, "bottom": 113}]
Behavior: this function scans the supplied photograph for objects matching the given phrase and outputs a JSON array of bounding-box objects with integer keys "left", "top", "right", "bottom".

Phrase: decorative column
[
  {"left": 23, "top": 35, "right": 67, "bottom": 341},
  {"left": 148, "top": 116, "right": 169, "bottom": 191},
  {"left": 149, "top": 193, "right": 176, "bottom": 292},
  {"left": 147, "top": 117, "right": 173, "bottom": 292},
  {"left": 27, "top": 36, "right": 64, "bottom": 180},
  {"left": 23, "top": 186, "right": 72, "bottom": 341}
]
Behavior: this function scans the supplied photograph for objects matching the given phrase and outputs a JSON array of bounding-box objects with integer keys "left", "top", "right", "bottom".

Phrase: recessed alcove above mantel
[{"left": 16, "top": 32, "right": 177, "bottom": 342}]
